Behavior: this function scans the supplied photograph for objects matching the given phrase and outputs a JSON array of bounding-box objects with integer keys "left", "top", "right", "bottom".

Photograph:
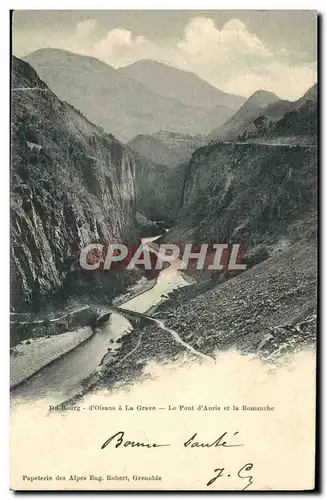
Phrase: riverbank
[
  {"left": 10, "top": 327, "right": 94, "bottom": 388},
  {"left": 11, "top": 247, "right": 191, "bottom": 405},
  {"left": 10, "top": 306, "right": 100, "bottom": 348},
  {"left": 113, "top": 277, "right": 157, "bottom": 306},
  {"left": 10, "top": 230, "right": 168, "bottom": 389},
  {"left": 10, "top": 274, "right": 158, "bottom": 390},
  {"left": 15, "top": 237, "right": 314, "bottom": 405}
]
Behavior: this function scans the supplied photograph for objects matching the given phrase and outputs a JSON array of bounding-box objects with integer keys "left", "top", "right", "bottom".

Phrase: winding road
[
  {"left": 12, "top": 87, "right": 50, "bottom": 92},
  {"left": 10, "top": 305, "right": 90, "bottom": 325}
]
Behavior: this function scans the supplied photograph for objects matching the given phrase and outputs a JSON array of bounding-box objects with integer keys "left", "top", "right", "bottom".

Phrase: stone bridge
[{"left": 96, "top": 306, "right": 155, "bottom": 330}]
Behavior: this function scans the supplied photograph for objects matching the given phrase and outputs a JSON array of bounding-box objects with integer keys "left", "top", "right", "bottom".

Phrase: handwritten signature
[{"left": 207, "top": 463, "right": 254, "bottom": 490}]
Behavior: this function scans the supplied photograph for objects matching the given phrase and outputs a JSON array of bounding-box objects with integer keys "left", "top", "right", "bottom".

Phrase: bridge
[
  {"left": 96, "top": 306, "right": 214, "bottom": 361},
  {"left": 96, "top": 306, "right": 156, "bottom": 330}
]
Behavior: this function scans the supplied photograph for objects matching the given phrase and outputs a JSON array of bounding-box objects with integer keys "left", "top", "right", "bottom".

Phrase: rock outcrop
[
  {"left": 164, "top": 141, "right": 317, "bottom": 255},
  {"left": 11, "top": 56, "right": 138, "bottom": 310},
  {"left": 134, "top": 154, "right": 185, "bottom": 223},
  {"left": 162, "top": 84, "right": 317, "bottom": 252}
]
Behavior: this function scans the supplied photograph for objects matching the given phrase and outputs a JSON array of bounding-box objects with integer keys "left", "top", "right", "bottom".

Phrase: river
[{"left": 11, "top": 235, "right": 189, "bottom": 408}]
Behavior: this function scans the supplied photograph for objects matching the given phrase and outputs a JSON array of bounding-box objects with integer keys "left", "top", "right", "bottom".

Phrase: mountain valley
[{"left": 10, "top": 50, "right": 318, "bottom": 397}]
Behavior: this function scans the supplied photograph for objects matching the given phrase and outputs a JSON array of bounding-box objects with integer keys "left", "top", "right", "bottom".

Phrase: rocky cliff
[
  {"left": 134, "top": 154, "right": 185, "bottom": 223},
  {"left": 128, "top": 132, "right": 204, "bottom": 222},
  {"left": 11, "top": 56, "right": 138, "bottom": 310},
  {"left": 164, "top": 141, "right": 317, "bottom": 258}
]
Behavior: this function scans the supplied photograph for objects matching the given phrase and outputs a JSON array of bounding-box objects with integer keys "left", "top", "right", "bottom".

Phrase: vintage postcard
[{"left": 10, "top": 10, "right": 317, "bottom": 491}]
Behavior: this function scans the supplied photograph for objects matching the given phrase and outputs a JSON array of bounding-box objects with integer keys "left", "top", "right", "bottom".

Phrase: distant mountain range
[
  {"left": 24, "top": 48, "right": 316, "bottom": 147},
  {"left": 119, "top": 59, "right": 245, "bottom": 110},
  {"left": 24, "top": 49, "right": 242, "bottom": 142},
  {"left": 209, "top": 84, "right": 317, "bottom": 142}
]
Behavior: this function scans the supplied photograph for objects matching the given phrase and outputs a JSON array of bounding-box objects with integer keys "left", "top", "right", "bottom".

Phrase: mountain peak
[
  {"left": 121, "top": 59, "right": 198, "bottom": 77},
  {"left": 246, "top": 90, "right": 280, "bottom": 108},
  {"left": 297, "top": 83, "right": 317, "bottom": 105},
  {"left": 208, "top": 89, "right": 281, "bottom": 141},
  {"left": 122, "top": 59, "right": 174, "bottom": 68},
  {"left": 25, "top": 48, "right": 115, "bottom": 70}
]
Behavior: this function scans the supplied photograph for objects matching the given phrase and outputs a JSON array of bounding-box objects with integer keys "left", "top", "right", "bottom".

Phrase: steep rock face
[
  {"left": 134, "top": 155, "right": 185, "bottom": 223},
  {"left": 129, "top": 132, "right": 205, "bottom": 222},
  {"left": 11, "top": 56, "right": 137, "bottom": 309},
  {"left": 165, "top": 142, "right": 317, "bottom": 250}
]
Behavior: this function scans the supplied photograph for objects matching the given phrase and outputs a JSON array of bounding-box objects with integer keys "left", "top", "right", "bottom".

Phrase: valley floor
[
  {"left": 10, "top": 237, "right": 317, "bottom": 405},
  {"left": 95, "top": 238, "right": 317, "bottom": 393}
]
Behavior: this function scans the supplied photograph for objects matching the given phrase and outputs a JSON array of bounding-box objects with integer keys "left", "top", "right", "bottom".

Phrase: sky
[{"left": 12, "top": 10, "right": 317, "bottom": 99}]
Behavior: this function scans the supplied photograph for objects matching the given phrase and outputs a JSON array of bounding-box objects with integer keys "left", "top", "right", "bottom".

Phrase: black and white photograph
[{"left": 9, "top": 9, "right": 318, "bottom": 491}]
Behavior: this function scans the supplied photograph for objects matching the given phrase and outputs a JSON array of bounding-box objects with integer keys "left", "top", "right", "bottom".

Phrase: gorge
[{"left": 10, "top": 52, "right": 317, "bottom": 404}]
